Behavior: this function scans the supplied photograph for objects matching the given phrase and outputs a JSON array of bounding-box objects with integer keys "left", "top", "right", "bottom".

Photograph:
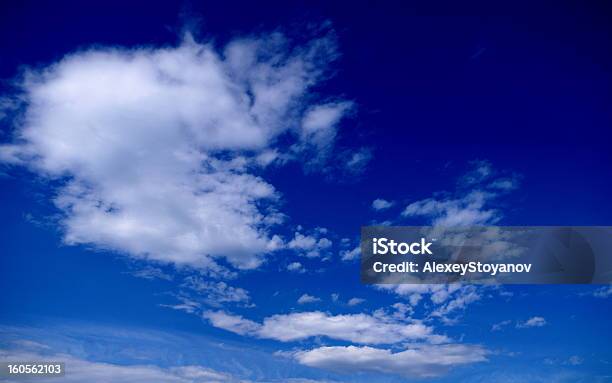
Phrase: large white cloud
[
  {"left": 203, "top": 310, "right": 446, "bottom": 344},
  {"left": 290, "top": 344, "right": 488, "bottom": 378},
  {"left": 0, "top": 32, "right": 355, "bottom": 271}
]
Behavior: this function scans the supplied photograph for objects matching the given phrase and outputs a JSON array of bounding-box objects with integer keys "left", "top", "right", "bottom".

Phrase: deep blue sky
[{"left": 1, "top": 1, "right": 611, "bottom": 382}]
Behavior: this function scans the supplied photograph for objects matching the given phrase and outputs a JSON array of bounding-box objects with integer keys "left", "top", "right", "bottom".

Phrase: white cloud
[
  {"left": 489, "top": 177, "right": 520, "bottom": 191},
  {"left": 287, "top": 262, "right": 305, "bottom": 273},
  {"left": 127, "top": 266, "right": 173, "bottom": 281},
  {"left": 160, "top": 296, "right": 201, "bottom": 314},
  {"left": 375, "top": 284, "right": 485, "bottom": 324},
  {"left": 403, "top": 190, "right": 499, "bottom": 226},
  {"left": 459, "top": 160, "right": 493, "bottom": 186},
  {"left": 202, "top": 310, "right": 260, "bottom": 335},
  {"left": 388, "top": 302, "right": 414, "bottom": 320},
  {"left": 288, "top": 232, "right": 332, "bottom": 258},
  {"left": 401, "top": 161, "right": 520, "bottom": 227},
  {"left": 0, "top": 32, "right": 353, "bottom": 271},
  {"left": 593, "top": 286, "right": 612, "bottom": 298},
  {"left": 297, "top": 294, "right": 321, "bottom": 304},
  {"left": 371, "top": 199, "right": 393, "bottom": 211},
  {"left": 347, "top": 297, "right": 364, "bottom": 306},
  {"left": 340, "top": 246, "right": 360, "bottom": 261},
  {"left": 430, "top": 285, "right": 481, "bottom": 321},
  {"left": 341, "top": 148, "right": 372, "bottom": 175},
  {"left": 203, "top": 310, "right": 445, "bottom": 345},
  {"left": 517, "top": 316, "right": 547, "bottom": 328},
  {"left": 291, "top": 344, "right": 487, "bottom": 378},
  {"left": 408, "top": 293, "right": 422, "bottom": 306},
  {"left": 181, "top": 277, "right": 250, "bottom": 306},
  {"left": 297, "top": 102, "right": 353, "bottom": 167},
  {"left": 375, "top": 283, "right": 461, "bottom": 304},
  {"left": 490, "top": 320, "right": 512, "bottom": 332}
]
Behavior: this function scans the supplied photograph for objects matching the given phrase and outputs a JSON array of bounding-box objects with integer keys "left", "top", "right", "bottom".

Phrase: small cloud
[
  {"left": 127, "top": 266, "right": 173, "bottom": 281},
  {"left": 460, "top": 160, "right": 493, "bottom": 186},
  {"left": 287, "top": 262, "right": 305, "bottom": 273},
  {"left": 372, "top": 198, "right": 394, "bottom": 211},
  {"left": 343, "top": 147, "right": 372, "bottom": 175},
  {"left": 491, "top": 320, "right": 511, "bottom": 332},
  {"left": 408, "top": 293, "right": 422, "bottom": 306},
  {"left": 347, "top": 297, "right": 365, "bottom": 306},
  {"left": 331, "top": 293, "right": 340, "bottom": 302},
  {"left": 181, "top": 277, "right": 251, "bottom": 306},
  {"left": 160, "top": 296, "right": 200, "bottom": 314},
  {"left": 488, "top": 177, "right": 520, "bottom": 191},
  {"left": 340, "top": 246, "right": 360, "bottom": 261},
  {"left": 568, "top": 355, "right": 584, "bottom": 365},
  {"left": 517, "top": 316, "right": 546, "bottom": 328},
  {"left": 593, "top": 286, "right": 612, "bottom": 298},
  {"left": 297, "top": 294, "right": 321, "bottom": 304},
  {"left": 288, "top": 232, "right": 333, "bottom": 258}
]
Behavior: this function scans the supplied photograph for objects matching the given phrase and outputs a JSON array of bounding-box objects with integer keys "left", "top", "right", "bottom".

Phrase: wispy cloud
[
  {"left": 339, "top": 245, "right": 360, "bottom": 261},
  {"left": 592, "top": 286, "right": 612, "bottom": 298},
  {"left": 347, "top": 297, "right": 365, "bottom": 306},
  {"left": 517, "top": 316, "right": 547, "bottom": 328},
  {"left": 297, "top": 294, "right": 322, "bottom": 304},
  {"left": 401, "top": 161, "right": 520, "bottom": 227},
  {"left": 491, "top": 320, "right": 512, "bottom": 332}
]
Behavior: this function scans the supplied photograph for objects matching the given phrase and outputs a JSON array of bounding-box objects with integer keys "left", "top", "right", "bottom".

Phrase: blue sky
[{"left": 1, "top": 1, "right": 612, "bottom": 382}]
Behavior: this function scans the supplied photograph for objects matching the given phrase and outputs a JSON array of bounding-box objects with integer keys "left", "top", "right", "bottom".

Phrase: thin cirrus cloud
[{"left": 0, "top": 31, "right": 366, "bottom": 272}]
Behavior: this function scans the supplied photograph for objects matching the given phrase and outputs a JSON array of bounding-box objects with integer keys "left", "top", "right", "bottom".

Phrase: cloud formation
[
  {"left": 297, "top": 294, "right": 321, "bottom": 304},
  {"left": 203, "top": 310, "right": 445, "bottom": 345},
  {"left": 402, "top": 161, "right": 520, "bottom": 227},
  {"left": 291, "top": 344, "right": 487, "bottom": 378},
  {"left": 288, "top": 232, "right": 333, "bottom": 258},
  {"left": 181, "top": 276, "right": 251, "bottom": 306},
  {"left": 517, "top": 316, "right": 547, "bottom": 328},
  {"left": 371, "top": 198, "right": 394, "bottom": 211},
  {"left": 339, "top": 246, "right": 360, "bottom": 261},
  {"left": 287, "top": 262, "right": 306, "bottom": 273},
  {"left": 0, "top": 32, "right": 356, "bottom": 272}
]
